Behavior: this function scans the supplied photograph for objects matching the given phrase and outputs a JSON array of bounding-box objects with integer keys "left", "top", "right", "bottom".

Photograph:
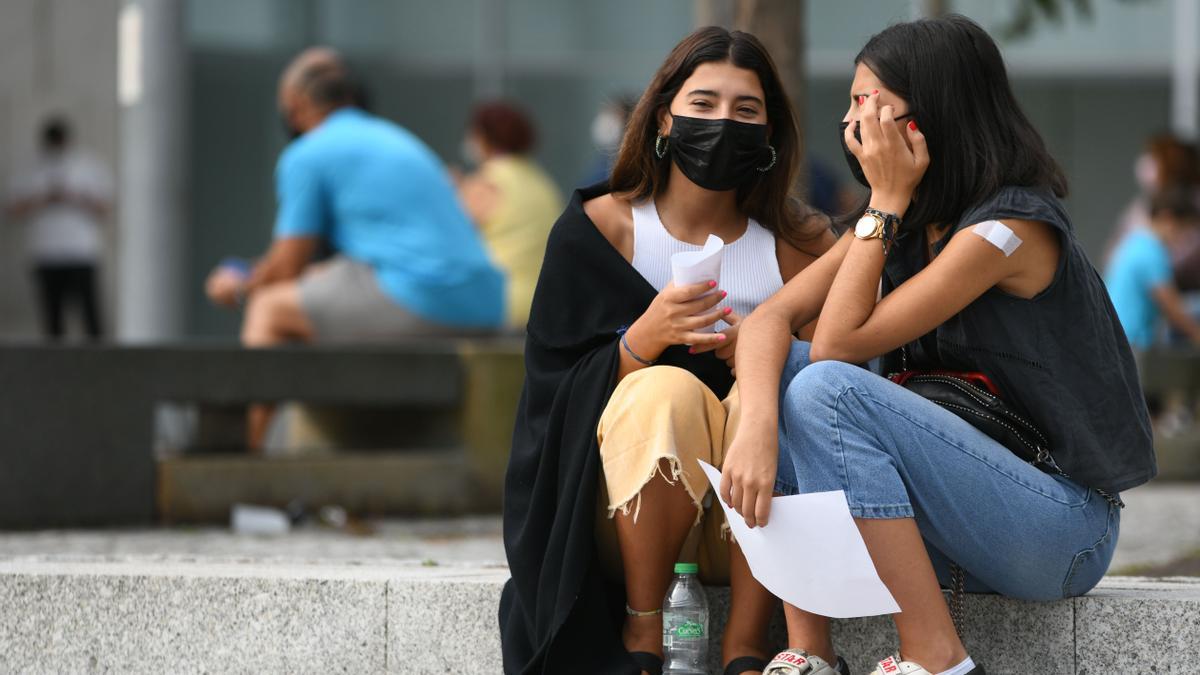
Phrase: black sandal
[
  {"left": 629, "top": 651, "right": 664, "bottom": 675},
  {"left": 625, "top": 604, "right": 664, "bottom": 674},
  {"left": 724, "top": 655, "right": 768, "bottom": 675}
]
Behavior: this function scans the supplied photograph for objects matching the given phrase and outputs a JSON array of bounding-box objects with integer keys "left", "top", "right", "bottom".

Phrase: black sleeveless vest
[{"left": 881, "top": 186, "right": 1155, "bottom": 494}]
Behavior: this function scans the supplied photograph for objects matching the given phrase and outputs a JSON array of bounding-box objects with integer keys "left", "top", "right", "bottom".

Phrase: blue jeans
[{"left": 774, "top": 342, "right": 1120, "bottom": 601}]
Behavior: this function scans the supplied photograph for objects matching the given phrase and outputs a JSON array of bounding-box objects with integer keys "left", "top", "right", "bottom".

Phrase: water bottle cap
[{"left": 674, "top": 562, "right": 699, "bottom": 574}]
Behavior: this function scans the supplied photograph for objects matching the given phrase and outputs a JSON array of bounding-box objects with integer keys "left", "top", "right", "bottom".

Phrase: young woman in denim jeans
[{"left": 722, "top": 15, "right": 1155, "bottom": 675}]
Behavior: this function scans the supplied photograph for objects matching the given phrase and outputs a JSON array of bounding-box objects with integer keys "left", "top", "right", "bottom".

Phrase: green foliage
[{"left": 1000, "top": 0, "right": 1156, "bottom": 40}]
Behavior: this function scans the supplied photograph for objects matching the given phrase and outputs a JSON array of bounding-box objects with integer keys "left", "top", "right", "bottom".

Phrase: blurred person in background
[
  {"left": 1107, "top": 133, "right": 1200, "bottom": 288},
  {"left": 6, "top": 116, "right": 113, "bottom": 341},
  {"left": 457, "top": 101, "right": 562, "bottom": 330},
  {"left": 1106, "top": 186, "right": 1200, "bottom": 349},
  {"left": 205, "top": 47, "right": 505, "bottom": 449},
  {"left": 582, "top": 94, "right": 638, "bottom": 186}
]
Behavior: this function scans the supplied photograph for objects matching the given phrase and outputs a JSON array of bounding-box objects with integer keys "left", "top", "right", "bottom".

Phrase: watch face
[{"left": 855, "top": 215, "right": 879, "bottom": 238}]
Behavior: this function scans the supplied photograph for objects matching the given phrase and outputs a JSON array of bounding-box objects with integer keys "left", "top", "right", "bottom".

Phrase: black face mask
[
  {"left": 839, "top": 114, "right": 915, "bottom": 189},
  {"left": 665, "top": 115, "right": 770, "bottom": 191},
  {"left": 839, "top": 121, "right": 869, "bottom": 188}
]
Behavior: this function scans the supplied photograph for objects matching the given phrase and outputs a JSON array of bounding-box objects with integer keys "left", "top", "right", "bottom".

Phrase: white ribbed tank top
[{"left": 630, "top": 199, "right": 784, "bottom": 322}]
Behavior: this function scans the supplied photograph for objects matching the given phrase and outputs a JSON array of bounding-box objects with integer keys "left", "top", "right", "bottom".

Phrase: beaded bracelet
[{"left": 616, "top": 326, "right": 657, "bottom": 366}]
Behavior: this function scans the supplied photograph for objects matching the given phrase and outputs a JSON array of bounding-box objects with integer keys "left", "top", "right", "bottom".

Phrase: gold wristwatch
[{"left": 854, "top": 207, "right": 901, "bottom": 255}]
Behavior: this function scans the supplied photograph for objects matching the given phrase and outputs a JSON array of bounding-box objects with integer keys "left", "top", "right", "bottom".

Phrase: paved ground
[
  {"left": 0, "top": 516, "right": 506, "bottom": 566},
  {"left": 1107, "top": 482, "right": 1200, "bottom": 572},
  {"left": 0, "top": 483, "right": 1194, "bottom": 573}
]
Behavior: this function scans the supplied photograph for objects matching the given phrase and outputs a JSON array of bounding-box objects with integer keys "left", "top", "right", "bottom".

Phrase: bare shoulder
[
  {"left": 997, "top": 218, "right": 1060, "bottom": 248},
  {"left": 947, "top": 217, "right": 1061, "bottom": 298},
  {"left": 950, "top": 217, "right": 1061, "bottom": 258},
  {"left": 583, "top": 193, "right": 635, "bottom": 262},
  {"left": 948, "top": 217, "right": 1060, "bottom": 252},
  {"left": 775, "top": 227, "right": 838, "bottom": 282}
]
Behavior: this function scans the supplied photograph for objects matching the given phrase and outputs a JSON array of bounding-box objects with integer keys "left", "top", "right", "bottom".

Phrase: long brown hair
[{"left": 610, "top": 26, "right": 827, "bottom": 249}]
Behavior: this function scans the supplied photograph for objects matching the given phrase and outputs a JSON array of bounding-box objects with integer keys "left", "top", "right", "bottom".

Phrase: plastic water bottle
[{"left": 662, "top": 562, "right": 708, "bottom": 674}]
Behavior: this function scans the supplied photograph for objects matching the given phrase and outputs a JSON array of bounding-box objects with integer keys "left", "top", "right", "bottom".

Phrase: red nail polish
[
  {"left": 724, "top": 307, "right": 733, "bottom": 314},
  {"left": 872, "top": 89, "right": 879, "bottom": 94},
  {"left": 908, "top": 120, "right": 917, "bottom": 131},
  {"left": 857, "top": 96, "right": 865, "bottom": 105},
  {"left": 720, "top": 291, "right": 728, "bottom": 299},
  {"left": 718, "top": 334, "right": 727, "bottom": 341},
  {"left": 708, "top": 280, "right": 717, "bottom": 288}
]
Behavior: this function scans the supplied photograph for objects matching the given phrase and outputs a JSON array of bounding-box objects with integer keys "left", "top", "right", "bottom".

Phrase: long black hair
[{"left": 855, "top": 14, "right": 1067, "bottom": 230}]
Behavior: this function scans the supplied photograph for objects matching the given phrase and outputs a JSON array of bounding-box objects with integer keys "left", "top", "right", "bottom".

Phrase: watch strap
[{"left": 864, "top": 207, "right": 901, "bottom": 254}]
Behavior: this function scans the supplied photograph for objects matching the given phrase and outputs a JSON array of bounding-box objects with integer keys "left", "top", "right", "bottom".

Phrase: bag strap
[{"left": 1039, "top": 456, "right": 1125, "bottom": 509}]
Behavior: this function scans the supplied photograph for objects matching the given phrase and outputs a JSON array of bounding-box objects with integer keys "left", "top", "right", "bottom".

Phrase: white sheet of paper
[
  {"left": 698, "top": 460, "right": 901, "bottom": 618},
  {"left": 670, "top": 234, "right": 724, "bottom": 333}
]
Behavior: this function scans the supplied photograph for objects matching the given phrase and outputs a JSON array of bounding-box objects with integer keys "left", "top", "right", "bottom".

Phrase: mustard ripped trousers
[{"left": 595, "top": 365, "right": 740, "bottom": 584}]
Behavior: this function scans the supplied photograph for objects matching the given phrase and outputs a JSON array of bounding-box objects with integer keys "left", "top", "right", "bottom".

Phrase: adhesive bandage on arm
[{"left": 971, "top": 220, "right": 1023, "bottom": 257}]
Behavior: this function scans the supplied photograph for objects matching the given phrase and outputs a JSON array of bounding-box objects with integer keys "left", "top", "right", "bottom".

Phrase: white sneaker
[
  {"left": 764, "top": 649, "right": 851, "bottom": 675},
  {"left": 868, "top": 655, "right": 985, "bottom": 675},
  {"left": 869, "top": 655, "right": 931, "bottom": 675}
]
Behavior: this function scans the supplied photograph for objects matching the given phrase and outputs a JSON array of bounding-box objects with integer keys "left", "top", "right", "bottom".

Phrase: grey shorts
[{"left": 297, "top": 255, "right": 459, "bottom": 343}]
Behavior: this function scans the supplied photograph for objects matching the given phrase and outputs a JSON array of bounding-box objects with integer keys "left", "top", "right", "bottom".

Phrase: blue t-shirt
[
  {"left": 274, "top": 108, "right": 505, "bottom": 328},
  {"left": 1105, "top": 229, "right": 1172, "bottom": 349}
]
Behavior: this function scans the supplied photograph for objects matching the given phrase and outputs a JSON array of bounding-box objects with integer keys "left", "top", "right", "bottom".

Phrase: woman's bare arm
[{"left": 716, "top": 231, "right": 852, "bottom": 526}]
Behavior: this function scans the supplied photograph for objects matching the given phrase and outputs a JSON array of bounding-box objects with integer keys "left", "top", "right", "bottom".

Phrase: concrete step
[{"left": 0, "top": 558, "right": 1196, "bottom": 674}]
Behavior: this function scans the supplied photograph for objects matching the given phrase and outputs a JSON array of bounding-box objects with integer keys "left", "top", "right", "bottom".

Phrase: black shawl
[{"left": 500, "top": 183, "right": 734, "bottom": 674}]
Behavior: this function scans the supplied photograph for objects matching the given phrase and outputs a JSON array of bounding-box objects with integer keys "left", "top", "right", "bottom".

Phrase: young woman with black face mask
[
  {"left": 500, "top": 26, "right": 836, "bottom": 675},
  {"left": 721, "top": 15, "right": 1154, "bottom": 675}
]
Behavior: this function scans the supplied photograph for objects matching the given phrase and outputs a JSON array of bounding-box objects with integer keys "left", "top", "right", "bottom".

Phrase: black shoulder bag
[{"left": 886, "top": 348, "right": 1122, "bottom": 508}]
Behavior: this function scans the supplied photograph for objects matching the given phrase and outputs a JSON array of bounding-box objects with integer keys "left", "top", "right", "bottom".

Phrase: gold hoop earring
[{"left": 757, "top": 144, "right": 777, "bottom": 172}]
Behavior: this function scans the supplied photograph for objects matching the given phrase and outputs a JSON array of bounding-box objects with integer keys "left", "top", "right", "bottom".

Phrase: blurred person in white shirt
[{"left": 6, "top": 116, "right": 113, "bottom": 340}]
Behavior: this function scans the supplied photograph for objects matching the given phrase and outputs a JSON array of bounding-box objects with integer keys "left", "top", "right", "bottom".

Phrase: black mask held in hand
[
  {"left": 666, "top": 115, "right": 771, "bottom": 191},
  {"left": 839, "top": 114, "right": 916, "bottom": 189},
  {"left": 839, "top": 121, "right": 870, "bottom": 188}
]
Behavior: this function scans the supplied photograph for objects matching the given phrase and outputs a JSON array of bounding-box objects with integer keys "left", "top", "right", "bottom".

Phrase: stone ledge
[
  {"left": 0, "top": 559, "right": 1196, "bottom": 674},
  {"left": 1074, "top": 578, "right": 1200, "bottom": 672}
]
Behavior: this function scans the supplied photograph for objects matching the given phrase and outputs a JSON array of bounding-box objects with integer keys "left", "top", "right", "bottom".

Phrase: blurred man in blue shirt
[
  {"left": 207, "top": 47, "right": 505, "bottom": 342},
  {"left": 205, "top": 47, "right": 505, "bottom": 447},
  {"left": 1106, "top": 186, "right": 1200, "bottom": 349}
]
